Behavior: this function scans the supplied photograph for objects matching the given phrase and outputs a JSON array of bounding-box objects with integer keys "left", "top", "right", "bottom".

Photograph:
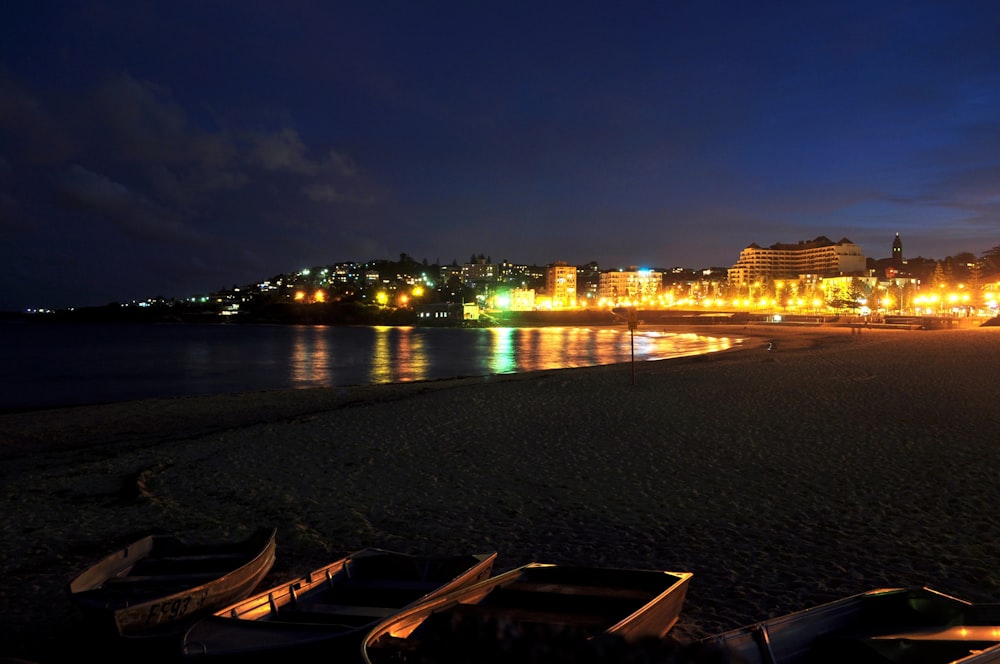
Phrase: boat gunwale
[
  {"left": 360, "top": 564, "right": 693, "bottom": 663},
  {"left": 67, "top": 527, "right": 277, "bottom": 637},
  {"left": 180, "top": 549, "right": 498, "bottom": 658}
]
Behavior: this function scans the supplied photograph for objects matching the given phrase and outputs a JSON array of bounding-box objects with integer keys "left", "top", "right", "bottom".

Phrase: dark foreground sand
[{"left": 1, "top": 323, "right": 998, "bottom": 662}]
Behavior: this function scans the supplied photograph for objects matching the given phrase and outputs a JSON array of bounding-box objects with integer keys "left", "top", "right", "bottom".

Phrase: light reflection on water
[
  {"left": 291, "top": 325, "right": 739, "bottom": 389},
  {"left": 489, "top": 328, "right": 516, "bottom": 374},
  {"left": 0, "top": 322, "right": 740, "bottom": 410},
  {"left": 291, "top": 325, "right": 331, "bottom": 385},
  {"left": 366, "top": 326, "right": 432, "bottom": 385}
]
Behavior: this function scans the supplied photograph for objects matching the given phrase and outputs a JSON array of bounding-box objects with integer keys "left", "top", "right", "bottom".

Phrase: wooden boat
[
  {"left": 361, "top": 563, "right": 693, "bottom": 664},
  {"left": 180, "top": 548, "right": 497, "bottom": 659},
  {"left": 701, "top": 586, "right": 1000, "bottom": 663},
  {"left": 67, "top": 527, "right": 277, "bottom": 639}
]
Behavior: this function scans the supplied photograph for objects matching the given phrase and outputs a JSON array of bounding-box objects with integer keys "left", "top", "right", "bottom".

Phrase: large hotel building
[{"left": 727, "top": 235, "right": 867, "bottom": 284}]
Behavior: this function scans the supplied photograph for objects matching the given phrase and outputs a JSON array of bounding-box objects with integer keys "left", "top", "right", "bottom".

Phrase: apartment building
[
  {"left": 728, "top": 235, "right": 867, "bottom": 285},
  {"left": 598, "top": 267, "right": 663, "bottom": 304},
  {"left": 545, "top": 261, "right": 578, "bottom": 308},
  {"left": 461, "top": 256, "right": 497, "bottom": 286}
]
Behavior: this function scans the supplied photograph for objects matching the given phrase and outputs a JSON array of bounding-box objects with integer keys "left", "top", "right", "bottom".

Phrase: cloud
[
  {"left": 302, "top": 184, "right": 344, "bottom": 203},
  {"left": 324, "top": 149, "right": 358, "bottom": 177},
  {"left": 87, "top": 74, "right": 203, "bottom": 164},
  {"left": 0, "top": 71, "right": 75, "bottom": 163},
  {"left": 56, "top": 164, "right": 134, "bottom": 212},
  {"left": 302, "top": 182, "right": 375, "bottom": 205},
  {"left": 245, "top": 126, "right": 317, "bottom": 175},
  {"left": 3, "top": 70, "right": 374, "bottom": 213},
  {"left": 245, "top": 129, "right": 360, "bottom": 180},
  {"left": 55, "top": 164, "right": 203, "bottom": 245}
]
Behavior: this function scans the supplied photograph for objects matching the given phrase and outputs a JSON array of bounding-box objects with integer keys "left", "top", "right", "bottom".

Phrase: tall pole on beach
[{"left": 628, "top": 308, "right": 638, "bottom": 385}]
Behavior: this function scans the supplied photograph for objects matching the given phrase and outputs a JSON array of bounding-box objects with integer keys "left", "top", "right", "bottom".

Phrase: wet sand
[{"left": 1, "top": 323, "right": 998, "bottom": 662}]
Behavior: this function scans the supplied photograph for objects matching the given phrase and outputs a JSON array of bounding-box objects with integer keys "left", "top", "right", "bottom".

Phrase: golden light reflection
[
  {"left": 483, "top": 327, "right": 736, "bottom": 374},
  {"left": 367, "top": 327, "right": 429, "bottom": 384},
  {"left": 290, "top": 326, "right": 330, "bottom": 385},
  {"left": 394, "top": 327, "right": 427, "bottom": 382},
  {"left": 295, "top": 327, "right": 742, "bottom": 388},
  {"left": 368, "top": 326, "right": 393, "bottom": 383}
]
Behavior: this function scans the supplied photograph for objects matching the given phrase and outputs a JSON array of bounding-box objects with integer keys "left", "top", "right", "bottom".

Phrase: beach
[{"left": 1, "top": 323, "right": 998, "bottom": 662}]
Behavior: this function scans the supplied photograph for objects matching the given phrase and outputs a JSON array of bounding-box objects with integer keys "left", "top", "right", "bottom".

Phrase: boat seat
[
  {"left": 501, "top": 581, "right": 655, "bottom": 601},
  {"left": 292, "top": 602, "right": 399, "bottom": 619},
  {"left": 102, "top": 571, "right": 224, "bottom": 585},
  {"left": 148, "top": 553, "right": 249, "bottom": 563},
  {"left": 445, "top": 603, "right": 610, "bottom": 628},
  {"left": 346, "top": 580, "right": 442, "bottom": 592}
]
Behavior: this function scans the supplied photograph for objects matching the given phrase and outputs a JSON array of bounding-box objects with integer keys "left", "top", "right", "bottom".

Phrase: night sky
[{"left": 2, "top": 2, "right": 999, "bottom": 311}]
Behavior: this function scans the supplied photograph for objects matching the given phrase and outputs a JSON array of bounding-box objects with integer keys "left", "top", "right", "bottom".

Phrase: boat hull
[
  {"left": 702, "top": 586, "right": 1000, "bottom": 663},
  {"left": 181, "top": 549, "right": 497, "bottom": 659},
  {"left": 362, "top": 563, "right": 693, "bottom": 663},
  {"left": 68, "top": 527, "right": 277, "bottom": 638}
]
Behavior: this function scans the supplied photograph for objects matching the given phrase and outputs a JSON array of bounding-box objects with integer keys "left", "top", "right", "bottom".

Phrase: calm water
[{"left": 0, "top": 321, "right": 740, "bottom": 411}]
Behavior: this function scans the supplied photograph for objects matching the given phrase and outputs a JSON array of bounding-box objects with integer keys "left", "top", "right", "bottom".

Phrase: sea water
[{"left": 0, "top": 321, "right": 738, "bottom": 411}]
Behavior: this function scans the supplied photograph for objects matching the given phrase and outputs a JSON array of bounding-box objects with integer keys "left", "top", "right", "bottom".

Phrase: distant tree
[
  {"left": 982, "top": 245, "right": 1000, "bottom": 274},
  {"left": 945, "top": 252, "right": 977, "bottom": 283},
  {"left": 904, "top": 256, "right": 936, "bottom": 284},
  {"left": 849, "top": 277, "right": 867, "bottom": 304},
  {"left": 970, "top": 262, "right": 982, "bottom": 289},
  {"left": 943, "top": 260, "right": 955, "bottom": 284},
  {"left": 950, "top": 251, "right": 977, "bottom": 264},
  {"left": 931, "top": 261, "right": 947, "bottom": 288}
]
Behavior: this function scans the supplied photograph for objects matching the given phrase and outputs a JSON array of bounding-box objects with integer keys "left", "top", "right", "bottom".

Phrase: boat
[
  {"left": 701, "top": 586, "right": 1000, "bottom": 663},
  {"left": 67, "top": 527, "right": 277, "bottom": 639},
  {"left": 180, "top": 548, "right": 497, "bottom": 659},
  {"left": 361, "top": 563, "right": 693, "bottom": 663}
]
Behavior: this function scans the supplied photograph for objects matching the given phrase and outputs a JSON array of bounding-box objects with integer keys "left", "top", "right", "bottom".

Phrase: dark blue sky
[{"left": 2, "top": 1, "right": 999, "bottom": 310}]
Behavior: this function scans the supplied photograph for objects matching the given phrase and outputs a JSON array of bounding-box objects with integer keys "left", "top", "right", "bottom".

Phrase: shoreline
[
  {"left": 0, "top": 319, "right": 746, "bottom": 417},
  {"left": 0, "top": 323, "right": 762, "bottom": 459},
  {"left": 1, "top": 323, "right": 998, "bottom": 661}
]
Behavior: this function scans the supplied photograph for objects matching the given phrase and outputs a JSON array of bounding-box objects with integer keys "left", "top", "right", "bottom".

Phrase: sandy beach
[{"left": 1, "top": 323, "right": 998, "bottom": 662}]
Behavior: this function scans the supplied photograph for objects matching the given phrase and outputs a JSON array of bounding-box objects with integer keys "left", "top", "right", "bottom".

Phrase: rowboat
[
  {"left": 701, "top": 586, "right": 1000, "bottom": 663},
  {"left": 180, "top": 548, "right": 497, "bottom": 659},
  {"left": 67, "top": 527, "right": 277, "bottom": 639},
  {"left": 361, "top": 563, "right": 693, "bottom": 663}
]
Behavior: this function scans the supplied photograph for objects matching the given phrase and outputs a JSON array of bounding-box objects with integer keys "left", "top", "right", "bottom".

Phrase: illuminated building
[
  {"left": 508, "top": 287, "right": 536, "bottom": 311},
  {"left": 415, "top": 302, "right": 480, "bottom": 322},
  {"left": 462, "top": 256, "right": 496, "bottom": 286},
  {"left": 728, "top": 235, "right": 867, "bottom": 285},
  {"left": 545, "top": 261, "right": 577, "bottom": 309},
  {"left": 598, "top": 267, "right": 662, "bottom": 305}
]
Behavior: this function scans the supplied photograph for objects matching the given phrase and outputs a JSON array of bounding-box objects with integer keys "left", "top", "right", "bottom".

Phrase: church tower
[{"left": 892, "top": 233, "right": 903, "bottom": 267}]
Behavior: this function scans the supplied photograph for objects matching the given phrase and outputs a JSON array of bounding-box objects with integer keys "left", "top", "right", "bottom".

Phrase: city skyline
[
  {"left": 16, "top": 231, "right": 993, "bottom": 315},
  {"left": 3, "top": 2, "right": 1000, "bottom": 311}
]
